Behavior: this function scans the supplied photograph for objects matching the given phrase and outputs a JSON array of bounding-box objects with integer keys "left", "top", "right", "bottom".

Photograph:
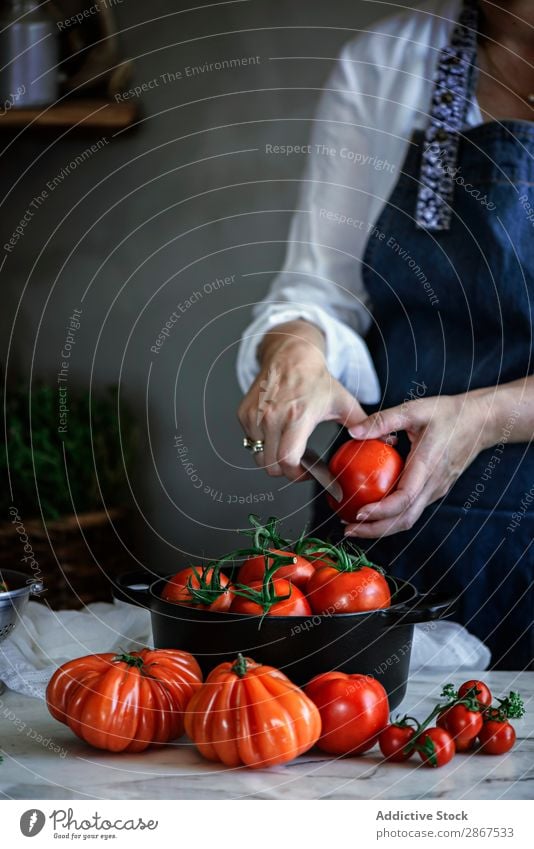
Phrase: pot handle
[
  {"left": 389, "top": 591, "right": 457, "bottom": 625},
  {"left": 112, "top": 570, "right": 157, "bottom": 609}
]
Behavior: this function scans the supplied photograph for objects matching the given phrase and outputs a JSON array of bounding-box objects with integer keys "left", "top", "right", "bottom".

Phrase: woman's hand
[
  {"left": 237, "top": 320, "right": 367, "bottom": 480},
  {"left": 343, "top": 392, "right": 494, "bottom": 538}
]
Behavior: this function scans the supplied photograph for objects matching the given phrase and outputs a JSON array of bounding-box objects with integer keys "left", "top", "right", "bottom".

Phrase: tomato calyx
[
  {"left": 415, "top": 734, "right": 440, "bottom": 768},
  {"left": 439, "top": 683, "right": 484, "bottom": 714},
  {"left": 181, "top": 563, "right": 229, "bottom": 607},
  {"left": 113, "top": 652, "right": 145, "bottom": 669},
  {"left": 299, "top": 540, "right": 384, "bottom": 575},
  {"left": 391, "top": 714, "right": 421, "bottom": 731},
  {"left": 231, "top": 653, "right": 250, "bottom": 678},
  {"left": 231, "top": 557, "right": 294, "bottom": 614},
  {"left": 485, "top": 691, "right": 525, "bottom": 722}
]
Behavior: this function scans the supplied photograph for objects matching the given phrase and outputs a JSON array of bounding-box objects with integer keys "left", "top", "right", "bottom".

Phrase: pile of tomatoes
[
  {"left": 161, "top": 514, "right": 392, "bottom": 617},
  {"left": 46, "top": 651, "right": 525, "bottom": 771},
  {"left": 46, "top": 648, "right": 391, "bottom": 767},
  {"left": 378, "top": 679, "right": 525, "bottom": 767}
]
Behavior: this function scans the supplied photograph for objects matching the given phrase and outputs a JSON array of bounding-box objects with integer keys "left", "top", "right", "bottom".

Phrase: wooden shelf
[{"left": 0, "top": 99, "right": 139, "bottom": 131}]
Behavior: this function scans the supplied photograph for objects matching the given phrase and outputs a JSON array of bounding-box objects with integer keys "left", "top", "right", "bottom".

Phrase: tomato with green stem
[
  {"left": 327, "top": 439, "right": 404, "bottom": 523},
  {"left": 161, "top": 564, "right": 233, "bottom": 612},
  {"left": 231, "top": 557, "right": 311, "bottom": 617},
  {"left": 46, "top": 649, "right": 202, "bottom": 752},
  {"left": 437, "top": 704, "right": 483, "bottom": 752},
  {"left": 417, "top": 726, "right": 456, "bottom": 767},
  {"left": 184, "top": 654, "right": 321, "bottom": 768},
  {"left": 458, "top": 680, "right": 492, "bottom": 709},
  {"left": 379, "top": 718, "right": 418, "bottom": 761},
  {"left": 305, "top": 543, "right": 391, "bottom": 614},
  {"left": 237, "top": 515, "right": 317, "bottom": 588}
]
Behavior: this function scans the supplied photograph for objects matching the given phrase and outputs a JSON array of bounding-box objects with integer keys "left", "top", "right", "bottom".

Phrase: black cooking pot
[{"left": 113, "top": 570, "right": 456, "bottom": 710}]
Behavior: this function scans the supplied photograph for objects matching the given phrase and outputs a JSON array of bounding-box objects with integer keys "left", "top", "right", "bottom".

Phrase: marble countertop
[{"left": 0, "top": 671, "right": 532, "bottom": 800}]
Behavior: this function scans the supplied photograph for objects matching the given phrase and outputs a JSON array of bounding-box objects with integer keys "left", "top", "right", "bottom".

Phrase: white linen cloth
[
  {"left": 0, "top": 601, "right": 489, "bottom": 700},
  {"left": 236, "top": 0, "right": 485, "bottom": 399}
]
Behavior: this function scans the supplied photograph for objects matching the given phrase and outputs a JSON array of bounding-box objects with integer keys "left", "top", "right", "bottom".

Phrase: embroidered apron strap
[{"left": 415, "top": 0, "right": 479, "bottom": 230}]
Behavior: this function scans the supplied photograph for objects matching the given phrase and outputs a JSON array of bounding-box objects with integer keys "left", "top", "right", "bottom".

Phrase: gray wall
[{"left": 1, "top": 0, "right": 413, "bottom": 572}]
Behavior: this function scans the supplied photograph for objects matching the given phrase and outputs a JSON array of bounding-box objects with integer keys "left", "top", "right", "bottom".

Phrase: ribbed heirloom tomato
[
  {"left": 46, "top": 649, "right": 202, "bottom": 752},
  {"left": 327, "top": 439, "right": 404, "bottom": 522},
  {"left": 161, "top": 565, "right": 233, "bottom": 611},
  {"left": 184, "top": 655, "right": 321, "bottom": 768},
  {"left": 305, "top": 672, "right": 389, "bottom": 755}
]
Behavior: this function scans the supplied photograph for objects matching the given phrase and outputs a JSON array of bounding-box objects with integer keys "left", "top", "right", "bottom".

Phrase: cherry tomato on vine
[
  {"left": 327, "top": 439, "right": 404, "bottom": 522},
  {"left": 478, "top": 720, "right": 516, "bottom": 755},
  {"left": 437, "top": 704, "right": 483, "bottom": 752},
  {"left": 458, "top": 680, "right": 492, "bottom": 709},
  {"left": 378, "top": 723, "right": 416, "bottom": 761},
  {"left": 417, "top": 727, "right": 456, "bottom": 768}
]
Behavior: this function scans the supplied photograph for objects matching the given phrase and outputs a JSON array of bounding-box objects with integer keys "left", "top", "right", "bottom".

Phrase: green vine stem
[
  {"left": 231, "top": 654, "right": 249, "bottom": 678},
  {"left": 113, "top": 652, "right": 144, "bottom": 668}
]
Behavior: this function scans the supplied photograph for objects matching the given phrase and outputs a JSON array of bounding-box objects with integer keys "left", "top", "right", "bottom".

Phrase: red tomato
[
  {"left": 237, "top": 548, "right": 315, "bottom": 589},
  {"left": 306, "top": 564, "right": 391, "bottom": 614},
  {"left": 379, "top": 724, "right": 416, "bottom": 761},
  {"left": 230, "top": 578, "right": 311, "bottom": 616},
  {"left": 418, "top": 727, "right": 456, "bottom": 768},
  {"left": 184, "top": 655, "right": 321, "bottom": 768},
  {"left": 46, "top": 649, "right": 202, "bottom": 752},
  {"left": 162, "top": 566, "right": 233, "bottom": 612},
  {"left": 437, "top": 704, "right": 483, "bottom": 752},
  {"left": 478, "top": 720, "right": 516, "bottom": 755},
  {"left": 327, "top": 439, "right": 404, "bottom": 522},
  {"left": 305, "top": 671, "right": 389, "bottom": 755},
  {"left": 458, "top": 679, "right": 492, "bottom": 708}
]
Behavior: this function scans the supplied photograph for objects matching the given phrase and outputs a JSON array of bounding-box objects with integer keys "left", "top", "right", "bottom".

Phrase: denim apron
[{"left": 314, "top": 0, "right": 534, "bottom": 669}]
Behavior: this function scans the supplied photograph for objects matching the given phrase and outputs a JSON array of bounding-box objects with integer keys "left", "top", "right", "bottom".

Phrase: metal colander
[{"left": 0, "top": 569, "right": 44, "bottom": 693}]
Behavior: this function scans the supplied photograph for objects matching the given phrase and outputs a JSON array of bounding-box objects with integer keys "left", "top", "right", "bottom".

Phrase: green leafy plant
[{"left": 1, "top": 384, "right": 138, "bottom": 520}]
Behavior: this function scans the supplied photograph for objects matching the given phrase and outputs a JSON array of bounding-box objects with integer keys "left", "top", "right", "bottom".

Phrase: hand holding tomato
[
  {"left": 327, "top": 439, "right": 403, "bottom": 523},
  {"left": 344, "top": 393, "right": 494, "bottom": 538}
]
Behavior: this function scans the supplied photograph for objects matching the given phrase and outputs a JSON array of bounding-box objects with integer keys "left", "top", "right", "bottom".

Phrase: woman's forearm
[
  {"left": 257, "top": 319, "right": 326, "bottom": 367},
  {"left": 471, "top": 377, "right": 534, "bottom": 449}
]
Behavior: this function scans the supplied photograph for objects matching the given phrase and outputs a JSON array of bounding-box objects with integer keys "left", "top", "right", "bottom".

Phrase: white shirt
[{"left": 236, "top": 0, "right": 484, "bottom": 403}]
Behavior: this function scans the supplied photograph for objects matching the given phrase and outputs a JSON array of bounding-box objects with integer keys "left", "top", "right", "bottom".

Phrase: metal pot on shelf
[{"left": 0, "top": 0, "right": 59, "bottom": 109}]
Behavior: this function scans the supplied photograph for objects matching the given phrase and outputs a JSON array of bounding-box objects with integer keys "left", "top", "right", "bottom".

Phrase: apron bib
[{"left": 313, "top": 0, "right": 534, "bottom": 669}]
